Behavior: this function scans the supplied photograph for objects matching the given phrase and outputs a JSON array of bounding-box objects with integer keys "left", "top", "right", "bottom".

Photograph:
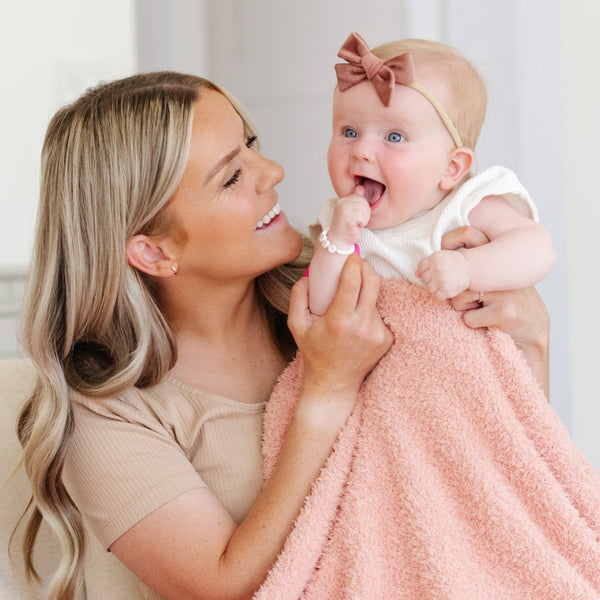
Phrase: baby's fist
[
  {"left": 416, "top": 250, "right": 471, "bottom": 300},
  {"left": 329, "top": 192, "right": 371, "bottom": 246}
]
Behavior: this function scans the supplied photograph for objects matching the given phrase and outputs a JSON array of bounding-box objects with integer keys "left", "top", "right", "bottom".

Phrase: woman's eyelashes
[
  {"left": 223, "top": 168, "right": 242, "bottom": 189},
  {"left": 223, "top": 137, "right": 257, "bottom": 189}
]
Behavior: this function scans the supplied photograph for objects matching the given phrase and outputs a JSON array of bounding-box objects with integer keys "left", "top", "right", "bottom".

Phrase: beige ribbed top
[{"left": 62, "top": 375, "right": 265, "bottom": 555}]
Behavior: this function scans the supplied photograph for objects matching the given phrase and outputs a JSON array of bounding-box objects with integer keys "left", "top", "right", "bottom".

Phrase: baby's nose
[{"left": 350, "top": 139, "right": 374, "bottom": 162}]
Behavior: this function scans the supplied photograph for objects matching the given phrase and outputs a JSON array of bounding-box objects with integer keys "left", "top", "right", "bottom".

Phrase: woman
[{"left": 16, "top": 72, "right": 548, "bottom": 600}]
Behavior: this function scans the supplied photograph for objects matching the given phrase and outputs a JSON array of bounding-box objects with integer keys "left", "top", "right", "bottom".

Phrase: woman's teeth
[{"left": 255, "top": 203, "right": 281, "bottom": 229}]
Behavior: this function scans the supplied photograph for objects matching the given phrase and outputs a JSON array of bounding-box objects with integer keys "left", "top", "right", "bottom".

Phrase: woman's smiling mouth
[{"left": 255, "top": 203, "right": 282, "bottom": 229}]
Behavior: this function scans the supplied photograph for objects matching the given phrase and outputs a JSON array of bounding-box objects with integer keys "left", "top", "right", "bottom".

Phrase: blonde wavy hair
[
  {"left": 13, "top": 71, "right": 310, "bottom": 599},
  {"left": 373, "top": 38, "right": 488, "bottom": 150}
]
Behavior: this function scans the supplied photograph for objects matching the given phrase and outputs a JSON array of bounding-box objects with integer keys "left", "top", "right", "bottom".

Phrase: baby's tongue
[{"left": 361, "top": 178, "right": 385, "bottom": 205}]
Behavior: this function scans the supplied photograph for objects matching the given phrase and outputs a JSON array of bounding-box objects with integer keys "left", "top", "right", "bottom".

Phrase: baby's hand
[
  {"left": 416, "top": 249, "right": 471, "bottom": 300},
  {"left": 328, "top": 187, "right": 371, "bottom": 246}
]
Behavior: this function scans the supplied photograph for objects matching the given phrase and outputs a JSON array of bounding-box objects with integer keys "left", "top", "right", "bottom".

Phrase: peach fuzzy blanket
[{"left": 256, "top": 280, "right": 600, "bottom": 600}]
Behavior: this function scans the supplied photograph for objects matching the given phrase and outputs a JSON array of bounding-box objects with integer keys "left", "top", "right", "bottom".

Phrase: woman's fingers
[
  {"left": 354, "top": 258, "right": 382, "bottom": 314},
  {"left": 462, "top": 296, "right": 504, "bottom": 329},
  {"left": 289, "top": 255, "right": 373, "bottom": 335},
  {"left": 289, "top": 254, "right": 391, "bottom": 395},
  {"left": 450, "top": 289, "right": 483, "bottom": 311},
  {"left": 461, "top": 287, "right": 549, "bottom": 343},
  {"left": 459, "top": 287, "right": 550, "bottom": 397},
  {"left": 326, "top": 254, "right": 363, "bottom": 316},
  {"left": 355, "top": 259, "right": 393, "bottom": 351},
  {"left": 441, "top": 226, "right": 489, "bottom": 251},
  {"left": 287, "top": 275, "right": 311, "bottom": 334}
]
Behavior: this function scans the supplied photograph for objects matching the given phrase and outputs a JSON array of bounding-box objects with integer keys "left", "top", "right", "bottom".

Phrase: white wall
[
  {"left": 562, "top": 0, "right": 600, "bottom": 470},
  {"left": 0, "top": 0, "right": 137, "bottom": 271},
  {"left": 441, "top": 0, "right": 571, "bottom": 439},
  {"left": 136, "top": 0, "right": 209, "bottom": 75}
]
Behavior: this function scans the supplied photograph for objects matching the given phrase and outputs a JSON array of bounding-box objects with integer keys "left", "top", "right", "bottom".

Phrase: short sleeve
[
  {"left": 459, "top": 165, "right": 539, "bottom": 223},
  {"left": 62, "top": 395, "right": 206, "bottom": 549}
]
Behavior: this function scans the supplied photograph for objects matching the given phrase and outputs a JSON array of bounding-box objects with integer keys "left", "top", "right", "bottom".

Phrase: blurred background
[{"left": 0, "top": 0, "right": 598, "bottom": 470}]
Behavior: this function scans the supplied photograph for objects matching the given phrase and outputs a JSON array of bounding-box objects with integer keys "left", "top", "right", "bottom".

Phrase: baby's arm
[
  {"left": 417, "top": 195, "right": 556, "bottom": 299},
  {"left": 308, "top": 188, "right": 371, "bottom": 316}
]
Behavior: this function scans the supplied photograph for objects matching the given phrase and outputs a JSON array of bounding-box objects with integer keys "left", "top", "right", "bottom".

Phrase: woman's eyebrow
[{"left": 205, "top": 146, "right": 241, "bottom": 183}]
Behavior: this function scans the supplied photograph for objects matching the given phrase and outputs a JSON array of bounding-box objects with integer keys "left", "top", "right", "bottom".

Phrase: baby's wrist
[{"left": 318, "top": 228, "right": 356, "bottom": 256}]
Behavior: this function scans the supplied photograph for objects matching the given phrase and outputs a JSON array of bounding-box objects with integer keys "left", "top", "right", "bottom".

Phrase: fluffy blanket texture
[{"left": 256, "top": 280, "right": 600, "bottom": 600}]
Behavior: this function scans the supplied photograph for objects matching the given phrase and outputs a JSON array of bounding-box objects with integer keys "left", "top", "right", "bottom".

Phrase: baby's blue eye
[
  {"left": 387, "top": 132, "right": 404, "bottom": 143},
  {"left": 344, "top": 128, "right": 358, "bottom": 138}
]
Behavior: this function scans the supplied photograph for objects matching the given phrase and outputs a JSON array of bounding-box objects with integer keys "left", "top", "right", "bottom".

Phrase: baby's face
[{"left": 327, "top": 79, "right": 456, "bottom": 230}]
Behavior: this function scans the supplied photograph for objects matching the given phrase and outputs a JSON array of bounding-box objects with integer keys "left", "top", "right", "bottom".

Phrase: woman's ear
[
  {"left": 126, "top": 235, "right": 178, "bottom": 277},
  {"left": 440, "top": 147, "right": 474, "bottom": 191}
]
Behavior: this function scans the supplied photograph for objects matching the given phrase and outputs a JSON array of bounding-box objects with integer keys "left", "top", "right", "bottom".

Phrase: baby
[
  {"left": 254, "top": 34, "right": 600, "bottom": 599},
  {"left": 308, "top": 32, "right": 556, "bottom": 316},
  {"left": 255, "top": 34, "right": 600, "bottom": 598}
]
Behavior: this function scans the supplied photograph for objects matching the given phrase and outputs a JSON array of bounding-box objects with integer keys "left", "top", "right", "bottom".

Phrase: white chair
[{"left": 0, "top": 359, "right": 145, "bottom": 599}]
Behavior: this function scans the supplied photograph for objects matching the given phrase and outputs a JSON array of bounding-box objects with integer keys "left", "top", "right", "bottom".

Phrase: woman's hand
[
  {"left": 289, "top": 254, "right": 392, "bottom": 402},
  {"left": 112, "top": 257, "right": 391, "bottom": 600},
  {"left": 442, "top": 227, "right": 550, "bottom": 398}
]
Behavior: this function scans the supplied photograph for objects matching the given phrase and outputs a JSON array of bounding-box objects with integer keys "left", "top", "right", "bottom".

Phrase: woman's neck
[
  {"left": 162, "top": 276, "right": 259, "bottom": 340},
  {"left": 159, "top": 277, "right": 286, "bottom": 403}
]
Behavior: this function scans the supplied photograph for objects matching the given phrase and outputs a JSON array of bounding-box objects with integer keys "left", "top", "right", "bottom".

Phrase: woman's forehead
[
  {"left": 178, "top": 90, "right": 246, "bottom": 190},
  {"left": 192, "top": 89, "right": 244, "bottom": 137}
]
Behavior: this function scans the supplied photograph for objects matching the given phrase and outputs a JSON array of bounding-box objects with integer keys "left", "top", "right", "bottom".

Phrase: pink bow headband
[{"left": 334, "top": 32, "right": 463, "bottom": 148}]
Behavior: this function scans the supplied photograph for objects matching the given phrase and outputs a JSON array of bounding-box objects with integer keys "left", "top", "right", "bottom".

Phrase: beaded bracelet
[{"left": 318, "top": 228, "right": 356, "bottom": 256}]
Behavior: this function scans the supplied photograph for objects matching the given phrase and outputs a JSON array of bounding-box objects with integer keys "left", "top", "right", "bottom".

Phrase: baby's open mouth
[{"left": 354, "top": 176, "right": 386, "bottom": 205}]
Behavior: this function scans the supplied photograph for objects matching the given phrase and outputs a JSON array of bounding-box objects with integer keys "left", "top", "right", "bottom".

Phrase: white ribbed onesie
[{"left": 310, "top": 165, "right": 538, "bottom": 284}]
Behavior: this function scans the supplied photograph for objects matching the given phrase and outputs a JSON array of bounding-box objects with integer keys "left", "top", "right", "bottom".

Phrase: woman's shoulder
[
  {"left": 69, "top": 375, "right": 265, "bottom": 440},
  {"left": 64, "top": 377, "right": 210, "bottom": 550},
  {"left": 63, "top": 375, "right": 265, "bottom": 549}
]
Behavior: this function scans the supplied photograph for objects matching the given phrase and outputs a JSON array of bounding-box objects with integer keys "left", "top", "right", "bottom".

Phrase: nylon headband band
[{"left": 408, "top": 82, "right": 463, "bottom": 148}]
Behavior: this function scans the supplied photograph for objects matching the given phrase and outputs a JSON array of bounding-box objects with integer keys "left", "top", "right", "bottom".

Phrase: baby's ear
[{"left": 440, "top": 147, "right": 474, "bottom": 191}]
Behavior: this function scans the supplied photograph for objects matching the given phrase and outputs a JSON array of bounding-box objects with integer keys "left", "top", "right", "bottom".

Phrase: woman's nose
[{"left": 255, "top": 153, "right": 285, "bottom": 193}]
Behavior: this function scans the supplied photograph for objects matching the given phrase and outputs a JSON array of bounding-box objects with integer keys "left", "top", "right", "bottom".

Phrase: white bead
[{"left": 318, "top": 228, "right": 354, "bottom": 256}]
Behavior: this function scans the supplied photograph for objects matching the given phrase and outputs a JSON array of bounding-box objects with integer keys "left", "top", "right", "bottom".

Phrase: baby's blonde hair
[{"left": 373, "top": 39, "right": 487, "bottom": 150}]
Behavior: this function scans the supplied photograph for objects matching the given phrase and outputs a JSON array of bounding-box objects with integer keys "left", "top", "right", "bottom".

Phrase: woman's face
[{"left": 166, "top": 89, "right": 303, "bottom": 281}]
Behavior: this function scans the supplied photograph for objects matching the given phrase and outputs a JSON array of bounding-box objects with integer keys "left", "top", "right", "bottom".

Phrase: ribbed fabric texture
[
  {"left": 63, "top": 376, "right": 265, "bottom": 550},
  {"left": 310, "top": 165, "right": 537, "bottom": 282},
  {"left": 257, "top": 280, "right": 600, "bottom": 600}
]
